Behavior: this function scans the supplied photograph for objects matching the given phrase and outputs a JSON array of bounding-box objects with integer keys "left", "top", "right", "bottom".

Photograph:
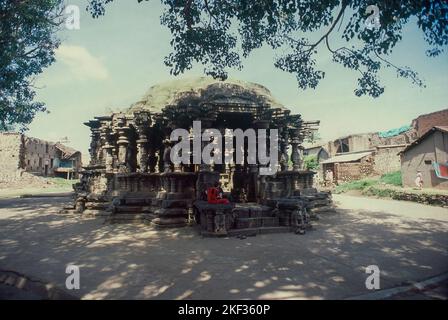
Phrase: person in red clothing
[{"left": 207, "top": 182, "right": 229, "bottom": 204}]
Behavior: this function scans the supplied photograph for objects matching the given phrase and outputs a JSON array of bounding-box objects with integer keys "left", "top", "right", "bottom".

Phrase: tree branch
[{"left": 305, "top": 2, "right": 348, "bottom": 54}]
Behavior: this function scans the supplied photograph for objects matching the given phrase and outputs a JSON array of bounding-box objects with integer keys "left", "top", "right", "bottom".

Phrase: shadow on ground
[{"left": 0, "top": 196, "right": 447, "bottom": 299}]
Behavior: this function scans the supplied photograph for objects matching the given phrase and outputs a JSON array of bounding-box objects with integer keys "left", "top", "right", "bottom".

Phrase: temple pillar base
[{"left": 151, "top": 208, "right": 188, "bottom": 228}]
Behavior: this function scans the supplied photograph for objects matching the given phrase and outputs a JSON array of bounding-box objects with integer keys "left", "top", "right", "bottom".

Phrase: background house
[
  {"left": 311, "top": 108, "right": 448, "bottom": 185},
  {"left": 53, "top": 143, "right": 82, "bottom": 179},
  {"left": 400, "top": 126, "right": 448, "bottom": 190},
  {"left": 411, "top": 109, "right": 448, "bottom": 137},
  {"left": 0, "top": 132, "right": 82, "bottom": 180},
  {"left": 303, "top": 145, "right": 329, "bottom": 163},
  {"left": 321, "top": 151, "right": 375, "bottom": 183}
]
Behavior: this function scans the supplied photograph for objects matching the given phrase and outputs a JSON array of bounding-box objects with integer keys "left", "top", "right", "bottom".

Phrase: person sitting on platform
[{"left": 207, "top": 182, "right": 230, "bottom": 204}]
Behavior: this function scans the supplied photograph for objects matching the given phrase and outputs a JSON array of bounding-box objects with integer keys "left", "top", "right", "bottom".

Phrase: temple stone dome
[{"left": 126, "top": 77, "right": 285, "bottom": 114}]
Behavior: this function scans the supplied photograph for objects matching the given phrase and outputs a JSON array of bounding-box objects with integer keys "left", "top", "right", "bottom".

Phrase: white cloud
[{"left": 56, "top": 45, "right": 109, "bottom": 80}]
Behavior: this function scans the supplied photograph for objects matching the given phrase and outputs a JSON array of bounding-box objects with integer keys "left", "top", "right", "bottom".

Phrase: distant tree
[
  {"left": 88, "top": 0, "right": 447, "bottom": 98},
  {"left": 306, "top": 131, "right": 321, "bottom": 144},
  {"left": 0, "top": 0, "right": 64, "bottom": 131},
  {"left": 303, "top": 154, "right": 319, "bottom": 170}
]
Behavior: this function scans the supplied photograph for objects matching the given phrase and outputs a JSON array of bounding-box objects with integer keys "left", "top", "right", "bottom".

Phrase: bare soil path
[{"left": 0, "top": 194, "right": 446, "bottom": 299}]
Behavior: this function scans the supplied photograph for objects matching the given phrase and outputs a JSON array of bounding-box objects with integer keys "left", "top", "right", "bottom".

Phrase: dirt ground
[
  {"left": 0, "top": 175, "right": 75, "bottom": 199},
  {"left": 0, "top": 194, "right": 447, "bottom": 299}
]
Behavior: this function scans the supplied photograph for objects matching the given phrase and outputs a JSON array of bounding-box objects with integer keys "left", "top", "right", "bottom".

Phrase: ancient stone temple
[{"left": 74, "top": 77, "right": 331, "bottom": 235}]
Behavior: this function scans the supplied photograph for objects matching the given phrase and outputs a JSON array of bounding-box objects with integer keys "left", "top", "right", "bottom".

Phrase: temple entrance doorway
[{"left": 211, "top": 111, "right": 258, "bottom": 201}]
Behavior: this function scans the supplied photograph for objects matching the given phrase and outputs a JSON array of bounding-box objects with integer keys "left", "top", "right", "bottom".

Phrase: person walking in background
[
  {"left": 325, "top": 169, "right": 334, "bottom": 187},
  {"left": 415, "top": 171, "right": 424, "bottom": 189}
]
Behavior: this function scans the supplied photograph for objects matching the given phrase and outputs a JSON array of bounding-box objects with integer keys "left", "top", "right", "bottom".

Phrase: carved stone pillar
[
  {"left": 103, "top": 145, "right": 114, "bottom": 172},
  {"left": 290, "top": 127, "right": 301, "bottom": 172},
  {"left": 199, "top": 118, "right": 213, "bottom": 172},
  {"left": 280, "top": 127, "right": 289, "bottom": 172},
  {"left": 116, "top": 126, "right": 131, "bottom": 173},
  {"left": 162, "top": 139, "right": 172, "bottom": 173},
  {"left": 148, "top": 146, "right": 157, "bottom": 173},
  {"left": 134, "top": 111, "right": 151, "bottom": 173},
  {"left": 100, "top": 123, "right": 114, "bottom": 172},
  {"left": 173, "top": 136, "right": 182, "bottom": 173},
  {"left": 136, "top": 135, "right": 148, "bottom": 173},
  {"left": 88, "top": 125, "right": 101, "bottom": 166}
]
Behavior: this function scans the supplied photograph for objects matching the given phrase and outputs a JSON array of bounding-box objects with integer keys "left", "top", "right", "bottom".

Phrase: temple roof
[{"left": 126, "top": 77, "right": 286, "bottom": 114}]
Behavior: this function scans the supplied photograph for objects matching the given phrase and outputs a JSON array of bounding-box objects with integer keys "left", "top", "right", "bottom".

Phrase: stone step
[
  {"left": 235, "top": 216, "right": 279, "bottom": 229},
  {"left": 82, "top": 209, "right": 110, "bottom": 217},
  {"left": 227, "top": 226, "right": 291, "bottom": 236},
  {"left": 123, "top": 198, "right": 152, "bottom": 206},
  {"left": 151, "top": 216, "right": 188, "bottom": 228},
  {"left": 114, "top": 206, "right": 151, "bottom": 213},
  {"left": 307, "top": 199, "right": 332, "bottom": 207},
  {"left": 310, "top": 205, "right": 336, "bottom": 213},
  {"left": 85, "top": 202, "right": 110, "bottom": 210},
  {"left": 107, "top": 213, "right": 153, "bottom": 224}
]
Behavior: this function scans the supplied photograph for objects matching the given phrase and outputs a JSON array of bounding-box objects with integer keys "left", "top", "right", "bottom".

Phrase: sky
[{"left": 28, "top": 0, "right": 448, "bottom": 159}]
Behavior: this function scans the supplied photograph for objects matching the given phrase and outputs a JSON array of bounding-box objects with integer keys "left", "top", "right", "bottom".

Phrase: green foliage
[
  {"left": 0, "top": 0, "right": 64, "bottom": 131},
  {"left": 362, "top": 186, "right": 395, "bottom": 198},
  {"left": 48, "top": 177, "right": 79, "bottom": 187},
  {"left": 305, "top": 131, "right": 321, "bottom": 144},
  {"left": 379, "top": 171, "right": 402, "bottom": 186},
  {"left": 334, "top": 178, "right": 377, "bottom": 193},
  {"left": 335, "top": 171, "right": 401, "bottom": 194},
  {"left": 303, "top": 155, "right": 319, "bottom": 170},
  {"left": 87, "top": 0, "right": 448, "bottom": 97}
]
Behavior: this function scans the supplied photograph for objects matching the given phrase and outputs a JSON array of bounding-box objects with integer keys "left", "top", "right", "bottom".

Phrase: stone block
[
  {"left": 166, "top": 192, "right": 193, "bottom": 200},
  {"left": 262, "top": 217, "right": 279, "bottom": 227},
  {"left": 152, "top": 217, "right": 187, "bottom": 228},
  {"left": 232, "top": 207, "right": 250, "bottom": 219},
  {"left": 155, "top": 208, "right": 188, "bottom": 217},
  {"left": 162, "top": 199, "right": 189, "bottom": 208},
  {"left": 124, "top": 198, "right": 152, "bottom": 206},
  {"left": 236, "top": 218, "right": 261, "bottom": 229}
]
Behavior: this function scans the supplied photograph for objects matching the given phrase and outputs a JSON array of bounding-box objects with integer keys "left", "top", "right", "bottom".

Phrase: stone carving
[{"left": 74, "top": 78, "right": 331, "bottom": 232}]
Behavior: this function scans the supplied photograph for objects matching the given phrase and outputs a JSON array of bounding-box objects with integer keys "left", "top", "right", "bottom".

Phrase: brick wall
[
  {"left": 412, "top": 109, "right": 448, "bottom": 137},
  {"left": 24, "top": 137, "right": 59, "bottom": 175},
  {"left": 0, "top": 133, "right": 24, "bottom": 180},
  {"left": 334, "top": 156, "right": 374, "bottom": 183},
  {"left": 373, "top": 145, "right": 405, "bottom": 175},
  {"left": 336, "top": 162, "right": 361, "bottom": 182},
  {"left": 326, "top": 130, "right": 416, "bottom": 157}
]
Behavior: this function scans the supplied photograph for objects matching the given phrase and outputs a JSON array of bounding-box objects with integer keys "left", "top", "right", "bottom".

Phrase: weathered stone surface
[
  {"left": 363, "top": 186, "right": 448, "bottom": 207},
  {"left": 154, "top": 208, "right": 188, "bottom": 217},
  {"left": 151, "top": 217, "right": 187, "bottom": 228},
  {"left": 161, "top": 199, "right": 190, "bottom": 208},
  {"left": 74, "top": 77, "right": 326, "bottom": 235}
]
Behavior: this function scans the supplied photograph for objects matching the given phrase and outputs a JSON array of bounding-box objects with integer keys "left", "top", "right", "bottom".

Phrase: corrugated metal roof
[{"left": 321, "top": 151, "right": 373, "bottom": 164}]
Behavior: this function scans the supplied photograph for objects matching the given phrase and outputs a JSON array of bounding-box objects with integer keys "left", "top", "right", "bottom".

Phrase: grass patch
[
  {"left": 362, "top": 186, "right": 395, "bottom": 198},
  {"left": 334, "top": 178, "right": 378, "bottom": 194},
  {"left": 335, "top": 171, "right": 402, "bottom": 194},
  {"left": 46, "top": 177, "right": 79, "bottom": 187},
  {"left": 379, "top": 171, "right": 402, "bottom": 186}
]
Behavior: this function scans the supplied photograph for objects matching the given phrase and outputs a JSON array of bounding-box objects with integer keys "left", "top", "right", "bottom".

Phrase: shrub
[
  {"left": 380, "top": 171, "right": 402, "bottom": 186},
  {"left": 303, "top": 155, "right": 319, "bottom": 170},
  {"left": 334, "top": 178, "right": 378, "bottom": 193},
  {"left": 363, "top": 186, "right": 395, "bottom": 198}
]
